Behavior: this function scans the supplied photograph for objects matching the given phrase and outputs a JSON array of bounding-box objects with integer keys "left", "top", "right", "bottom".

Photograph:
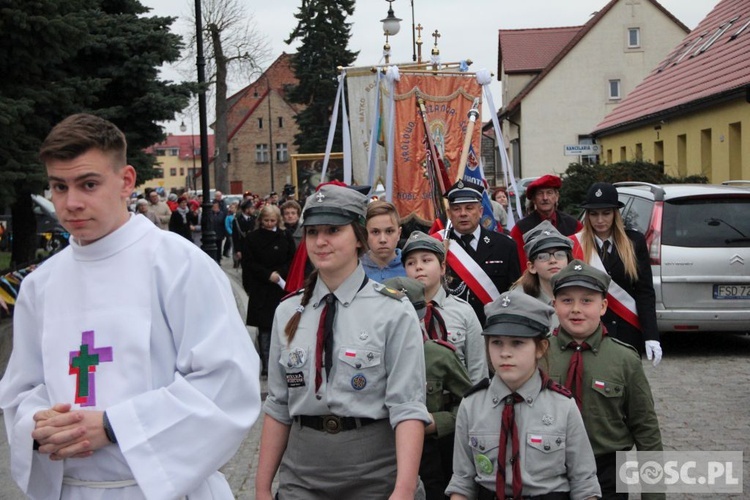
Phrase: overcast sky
[{"left": 140, "top": 0, "right": 719, "bottom": 133}]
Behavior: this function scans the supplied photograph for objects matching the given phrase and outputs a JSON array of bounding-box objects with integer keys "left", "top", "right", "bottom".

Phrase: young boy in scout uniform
[
  {"left": 447, "top": 288, "right": 601, "bottom": 500},
  {"left": 547, "top": 260, "right": 664, "bottom": 500},
  {"left": 384, "top": 276, "right": 473, "bottom": 500},
  {"left": 402, "top": 230, "right": 488, "bottom": 384}
]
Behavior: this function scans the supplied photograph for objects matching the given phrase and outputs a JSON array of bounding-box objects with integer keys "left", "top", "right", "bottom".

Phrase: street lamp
[
  {"left": 180, "top": 120, "right": 198, "bottom": 192},
  {"left": 381, "top": 0, "right": 401, "bottom": 65},
  {"left": 381, "top": 0, "right": 402, "bottom": 36},
  {"left": 193, "top": 0, "right": 218, "bottom": 262}
]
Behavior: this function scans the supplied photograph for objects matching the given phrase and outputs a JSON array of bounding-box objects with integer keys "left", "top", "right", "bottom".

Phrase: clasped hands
[{"left": 32, "top": 403, "right": 111, "bottom": 460}]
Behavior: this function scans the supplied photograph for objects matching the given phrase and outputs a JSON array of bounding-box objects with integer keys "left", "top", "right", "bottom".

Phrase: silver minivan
[{"left": 615, "top": 182, "right": 750, "bottom": 333}]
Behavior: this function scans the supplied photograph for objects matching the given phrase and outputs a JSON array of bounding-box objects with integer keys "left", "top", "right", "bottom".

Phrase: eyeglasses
[{"left": 534, "top": 250, "right": 568, "bottom": 262}]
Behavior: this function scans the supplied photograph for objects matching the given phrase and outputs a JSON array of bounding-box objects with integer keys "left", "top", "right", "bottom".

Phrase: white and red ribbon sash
[
  {"left": 434, "top": 230, "right": 501, "bottom": 305},
  {"left": 571, "top": 232, "right": 642, "bottom": 330}
]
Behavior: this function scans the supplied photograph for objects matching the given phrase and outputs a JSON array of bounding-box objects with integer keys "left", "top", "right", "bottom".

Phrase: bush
[{"left": 558, "top": 161, "right": 708, "bottom": 215}]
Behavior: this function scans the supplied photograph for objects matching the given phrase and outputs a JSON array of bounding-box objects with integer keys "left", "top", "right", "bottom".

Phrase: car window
[
  {"left": 662, "top": 197, "right": 750, "bottom": 247},
  {"left": 621, "top": 195, "right": 652, "bottom": 234}
]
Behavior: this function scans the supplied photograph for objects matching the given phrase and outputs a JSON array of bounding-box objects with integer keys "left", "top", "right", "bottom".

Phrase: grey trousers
[{"left": 277, "top": 419, "right": 397, "bottom": 499}]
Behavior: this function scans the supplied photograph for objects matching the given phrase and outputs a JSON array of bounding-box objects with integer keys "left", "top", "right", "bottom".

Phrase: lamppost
[
  {"left": 381, "top": 0, "right": 401, "bottom": 64},
  {"left": 179, "top": 119, "right": 197, "bottom": 192},
  {"left": 193, "top": 0, "right": 218, "bottom": 262}
]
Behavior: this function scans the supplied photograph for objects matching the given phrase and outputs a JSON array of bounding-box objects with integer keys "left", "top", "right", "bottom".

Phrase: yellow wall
[
  {"left": 141, "top": 154, "right": 195, "bottom": 193},
  {"left": 597, "top": 98, "right": 750, "bottom": 182}
]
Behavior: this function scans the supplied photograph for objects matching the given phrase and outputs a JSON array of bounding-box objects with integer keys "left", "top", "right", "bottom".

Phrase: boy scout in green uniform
[
  {"left": 547, "top": 260, "right": 664, "bottom": 500},
  {"left": 385, "top": 276, "right": 472, "bottom": 500}
]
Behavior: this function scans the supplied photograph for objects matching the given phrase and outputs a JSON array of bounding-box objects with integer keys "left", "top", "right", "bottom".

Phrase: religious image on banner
[{"left": 392, "top": 74, "right": 482, "bottom": 223}]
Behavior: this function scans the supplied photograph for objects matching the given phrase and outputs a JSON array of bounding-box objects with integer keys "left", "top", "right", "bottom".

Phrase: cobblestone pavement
[{"left": 0, "top": 259, "right": 747, "bottom": 498}]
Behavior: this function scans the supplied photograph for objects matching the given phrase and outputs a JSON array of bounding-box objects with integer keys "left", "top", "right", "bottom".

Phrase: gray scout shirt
[
  {"left": 264, "top": 264, "right": 431, "bottom": 428},
  {"left": 431, "top": 287, "right": 488, "bottom": 384},
  {"left": 447, "top": 370, "right": 601, "bottom": 499}
]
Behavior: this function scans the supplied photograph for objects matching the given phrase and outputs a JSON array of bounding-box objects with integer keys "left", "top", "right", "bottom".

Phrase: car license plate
[{"left": 713, "top": 285, "right": 750, "bottom": 299}]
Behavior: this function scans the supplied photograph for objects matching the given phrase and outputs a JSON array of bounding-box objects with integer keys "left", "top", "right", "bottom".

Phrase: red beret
[{"left": 526, "top": 175, "right": 562, "bottom": 197}]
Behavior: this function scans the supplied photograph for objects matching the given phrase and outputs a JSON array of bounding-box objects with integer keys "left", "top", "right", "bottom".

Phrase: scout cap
[
  {"left": 401, "top": 231, "right": 445, "bottom": 262},
  {"left": 522, "top": 220, "right": 573, "bottom": 260},
  {"left": 444, "top": 180, "right": 483, "bottom": 204},
  {"left": 579, "top": 182, "right": 625, "bottom": 210},
  {"left": 383, "top": 277, "right": 426, "bottom": 319},
  {"left": 302, "top": 184, "right": 368, "bottom": 227},
  {"left": 551, "top": 259, "right": 611, "bottom": 295},
  {"left": 483, "top": 288, "right": 554, "bottom": 337}
]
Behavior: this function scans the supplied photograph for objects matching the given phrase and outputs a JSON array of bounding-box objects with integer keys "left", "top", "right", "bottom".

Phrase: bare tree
[{"left": 184, "top": 0, "right": 271, "bottom": 193}]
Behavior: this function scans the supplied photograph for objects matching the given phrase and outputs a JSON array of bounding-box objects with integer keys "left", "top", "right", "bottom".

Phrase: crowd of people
[{"left": 0, "top": 113, "right": 666, "bottom": 500}]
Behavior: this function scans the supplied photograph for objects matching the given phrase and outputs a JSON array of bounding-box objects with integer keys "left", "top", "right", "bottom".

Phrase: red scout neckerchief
[
  {"left": 554, "top": 326, "right": 607, "bottom": 411},
  {"left": 497, "top": 393, "right": 524, "bottom": 500},
  {"left": 423, "top": 301, "right": 448, "bottom": 342}
]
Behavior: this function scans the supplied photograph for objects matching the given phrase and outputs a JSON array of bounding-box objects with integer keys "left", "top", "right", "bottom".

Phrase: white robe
[{"left": 0, "top": 214, "right": 261, "bottom": 499}]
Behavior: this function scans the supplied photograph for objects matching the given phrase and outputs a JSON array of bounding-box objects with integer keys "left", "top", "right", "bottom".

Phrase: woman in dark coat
[
  {"left": 242, "top": 204, "right": 295, "bottom": 375},
  {"left": 572, "top": 182, "right": 662, "bottom": 366},
  {"left": 168, "top": 196, "right": 196, "bottom": 240}
]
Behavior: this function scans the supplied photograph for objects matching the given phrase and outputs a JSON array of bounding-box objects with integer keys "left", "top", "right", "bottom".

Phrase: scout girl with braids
[
  {"left": 256, "top": 183, "right": 430, "bottom": 500},
  {"left": 446, "top": 288, "right": 600, "bottom": 500}
]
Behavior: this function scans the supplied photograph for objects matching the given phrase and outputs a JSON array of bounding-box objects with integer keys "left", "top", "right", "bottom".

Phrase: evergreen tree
[
  {"left": 285, "top": 0, "right": 358, "bottom": 153},
  {"left": 0, "top": 0, "right": 192, "bottom": 266}
]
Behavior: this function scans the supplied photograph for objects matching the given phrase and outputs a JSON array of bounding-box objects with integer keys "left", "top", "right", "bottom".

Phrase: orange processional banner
[{"left": 391, "top": 73, "right": 482, "bottom": 223}]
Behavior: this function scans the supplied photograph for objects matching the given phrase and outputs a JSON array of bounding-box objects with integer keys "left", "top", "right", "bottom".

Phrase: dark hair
[
  {"left": 285, "top": 222, "right": 369, "bottom": 343},
  {"left": 40, "top": 113, "right": 127, "bottom": 168}
]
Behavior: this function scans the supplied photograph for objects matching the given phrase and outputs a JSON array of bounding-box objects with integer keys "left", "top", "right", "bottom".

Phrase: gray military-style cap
[
  {"left": 550, "top": 259, "right": 611, "bottom": 295},
  {"left": 302, "top": 184, "right": 368, "bottom": 227},
  {"left": 483, "top": 288, "right": 554, "bottom": 337},
  {"left": 383, "top": 276, "right": 426, "bottom": 319},
  {"left": 522, "top": 220, "right": 573, "bottom": 260},
  {"left": 401, "top": 230, "right": 446, "bottom": 262}
]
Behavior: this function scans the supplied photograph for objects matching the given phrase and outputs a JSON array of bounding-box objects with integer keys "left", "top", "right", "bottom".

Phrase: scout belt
[{"left": 296, "top": 415, "right": 380, "bottom": 434}]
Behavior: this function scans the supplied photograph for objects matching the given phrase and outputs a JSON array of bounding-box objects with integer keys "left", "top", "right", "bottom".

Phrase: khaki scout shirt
[
  {"left": 432, "top": 287, "right": 488, "bottom": 384},
  {"left": 447, "top": 371, "right": 601, "bottom": 499},
  {"left": 424, "top": 340, "right": 472, "bottom": 438},
  {"left": 547, "top": 326, "right": 663, "bottom": 457},
  {"left": 264, "top": 265, "right": 430, "bottom": 428}
]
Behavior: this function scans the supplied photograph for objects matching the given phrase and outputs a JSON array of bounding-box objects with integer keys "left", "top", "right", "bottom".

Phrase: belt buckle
[{"left": 322, "top": 415, "right": 342, "bottom": 434}]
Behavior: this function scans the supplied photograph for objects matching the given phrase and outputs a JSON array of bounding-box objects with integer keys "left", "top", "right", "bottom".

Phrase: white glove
[{"left": 645, "top": 340, "right": 662, "bottom": 367}]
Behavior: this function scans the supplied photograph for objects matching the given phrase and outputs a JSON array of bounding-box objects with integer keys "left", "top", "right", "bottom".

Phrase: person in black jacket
[
  {"left": 442, "top": 181, "right": 521, "bottom": 326},
  {"left": 233, "top": 199, "right": 257, "bottom": 269},
  {"left": 573, "top": 182, "right": 662, "bottom": 366},
  {"left": 168, "top": 196, "right": 196, "bottom": 240},
  {"left": 241, "top": 204, "right": 295, "bottom": 376}
]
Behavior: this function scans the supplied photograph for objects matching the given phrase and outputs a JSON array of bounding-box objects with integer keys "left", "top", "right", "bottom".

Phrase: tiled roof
[
  {"left": 498, "top": 27, "right": 581, "bottom": 74},
  {"left": 499, "top": 0, "right": 689, "bottom": 118},
  {"left": 225, "top": 53, "right": 299, "bottom": 141},
  {"left": 594, "top": 0, "right": 750, "bottom": 134},
  {"left": 145, "top": 134, "right": 215, "bottom": 161}
]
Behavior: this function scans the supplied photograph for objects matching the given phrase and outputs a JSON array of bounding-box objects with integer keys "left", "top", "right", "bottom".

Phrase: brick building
[{"left": 225, "top": 53, "right": 300, "bottom": 195}]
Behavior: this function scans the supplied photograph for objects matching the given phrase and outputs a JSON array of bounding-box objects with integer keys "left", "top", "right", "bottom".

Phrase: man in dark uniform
[
  {"left": 442, "top": 181, "right": 521, "bottom": 325},
  {"left": 509, "top": 174, "right": 583, "bottom": 272}
]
